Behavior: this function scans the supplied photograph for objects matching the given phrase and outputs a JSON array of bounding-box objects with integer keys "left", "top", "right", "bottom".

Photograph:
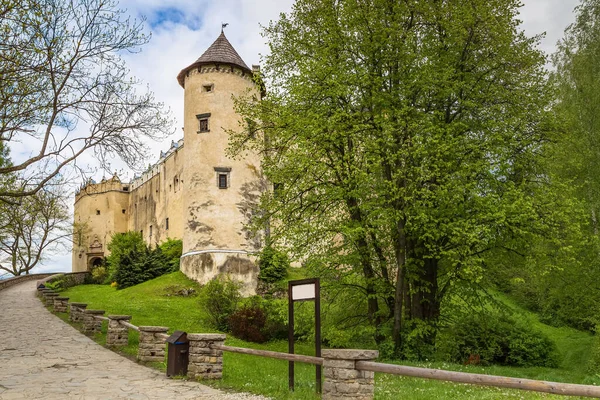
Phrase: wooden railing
[{"left": 355, "top": 361, "right": 600, "bottom": 398}]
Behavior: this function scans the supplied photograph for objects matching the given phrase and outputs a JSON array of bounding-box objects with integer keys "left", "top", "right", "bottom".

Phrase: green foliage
[
  {"left": 199, "top": 277, "right": 242, "bottom": 331},
  {"left": 91, "top": 266, "right": 108, "bottom": 284},
  {"left": 258, "top": 245, "right": 289, "bottom": 283},
  {"left": 229, "top": 0, "right": 558, "bottom": 352},
  {"left": 43, "top": 274, "right": 82, "bottom": 292},
  {"left": 106, "top": 231, "right": 146, "bottom": 280},
  {"left": 43, "top": 280, "right": 63, "bottom": 292},
  {"left": 158, "top": 238, "right": 183, "bottom": 271},
  {"left": 437, "top": 312, "right": 560, "bottom": 368},
  {"left": 106, "top": 232, "right": 174, "bottom": 288}
]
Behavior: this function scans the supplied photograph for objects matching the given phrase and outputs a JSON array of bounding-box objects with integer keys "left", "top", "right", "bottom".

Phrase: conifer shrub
[
  {"left": 258, "top": 245, "right": 289, "bottom": 284},
  {"left": 158, "top": 238, "right": 183, "bottom": 271},
  {"left": 106, "top": 232, "right": 176, "bottom": 288}
]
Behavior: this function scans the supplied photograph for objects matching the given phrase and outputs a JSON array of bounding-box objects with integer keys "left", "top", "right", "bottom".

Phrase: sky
[{"left": 15, "top": 0, "right": 581, "bottom": 275}]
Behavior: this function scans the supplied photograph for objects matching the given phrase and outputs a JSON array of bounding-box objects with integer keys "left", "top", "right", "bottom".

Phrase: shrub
[
  {"left": 106, "top": 231, "right": 146, "bottom": 281},
  {"left": 258, "top": 246, "right": 289, "bottom": 283},
  {"left": 91, "top": 266, "right": 108, "bottom": 284},
  {"left": 200, "top": 277, "right": 241, "bottom": 331},
  {"left": 159, "top": 238, "right": 183, "bottom": 271},
  {"left": 229, "top": 305, "right": 268, "bottom": 343},
  {"left": 437, "top": 312, "right": 560, "bottom": 367},
  {"left": 106, "top": 232, "right": 175, "bottom": 288}
]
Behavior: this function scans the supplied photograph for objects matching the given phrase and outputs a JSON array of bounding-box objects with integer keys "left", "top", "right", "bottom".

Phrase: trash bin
[{"left": 166, "top": 330, "right": 189, "bottom": 377}]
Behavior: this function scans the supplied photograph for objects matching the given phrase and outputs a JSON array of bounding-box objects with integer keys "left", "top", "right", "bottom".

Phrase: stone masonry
[
  {"left": 187, "top": 333, "right": 226, "bottom": 380},
  {"left": 106, "top": 315, "right": 131, "bottom": 346},
  {"left": 53, "top": 297, "right": 69, "bottom": 313},
  {"left": 322, "top": 349, "right": 379, "bottom": 400},
  {"left": 82, "top": 309, "right": 105, "bottom": 334},
  {"left": 44, "top": 292, "right": 59, "bottom": 306},
  {"left": 69, "top": 302, "right": 87, "bottom": 322},
  {"left": 138, "top": 326, "right": 168, "bottom": 362}
]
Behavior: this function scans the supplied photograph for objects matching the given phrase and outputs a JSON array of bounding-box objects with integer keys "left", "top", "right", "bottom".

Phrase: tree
[
  {"left": 495, "top": 0, "right": 600, "bottom": 332},
  {"left": 0, "top": 183, "right": 71, "bottom": 275},
  {"left": 0, "top": 0, "right": 173, "bottom": 200},
  {"left": 231, "top": 0, "right": 555, "bottom": 355}
]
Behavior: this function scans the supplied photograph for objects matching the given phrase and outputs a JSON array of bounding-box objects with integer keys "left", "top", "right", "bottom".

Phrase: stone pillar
[
  {"left": 138, "top": 326, "right": 168, "bottom": 362},
  {"left": 69, "top": 302, "right": 87, "bottom": 322},
  {"left": 38, "top": 289, "right": 52, "bottom": 300},
  {"left": 187, "top": 333, "right": 226, "bottom": 380},
  {"left": 106, "top": 315, "right": 131, "bottom": 346},
  {"left": 53, "top": 297, "right": 69, "bottom": 313},
  {"left": 45, "top": 292, "right": 59, "bottom": 306},
  {"left": 82, "top": 310, "right": 105, "bottom": 334},
  {"left": 322, "top": 349, "right": 379, "bottom": 400}
]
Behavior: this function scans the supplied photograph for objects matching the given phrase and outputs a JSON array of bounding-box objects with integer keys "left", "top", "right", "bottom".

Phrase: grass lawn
[{"left": 59, "top": 272, "right": 599, "bottom": 399}]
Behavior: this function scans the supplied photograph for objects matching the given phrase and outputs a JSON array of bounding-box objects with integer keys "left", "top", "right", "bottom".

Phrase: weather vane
[{"left": 221, "top": 22, "right": 229, "bottom": 32}]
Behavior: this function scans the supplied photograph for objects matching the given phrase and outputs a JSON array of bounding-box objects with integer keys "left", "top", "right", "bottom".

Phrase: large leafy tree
[
  {"left": 232, "top": 0, "right": 556, "bottom": 354},
  {"left": 0, "top": 0, "right": 173, "bottom": 200}
]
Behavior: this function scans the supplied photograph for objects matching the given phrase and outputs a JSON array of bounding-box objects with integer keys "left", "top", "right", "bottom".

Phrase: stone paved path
[{"left": 0, "top": 281, "right": 269, "bottom": 400}]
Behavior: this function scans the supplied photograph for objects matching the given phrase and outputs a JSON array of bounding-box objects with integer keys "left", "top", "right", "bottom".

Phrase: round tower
[{"left": 177, "top": 31, "right": 263, "bottom": 294}]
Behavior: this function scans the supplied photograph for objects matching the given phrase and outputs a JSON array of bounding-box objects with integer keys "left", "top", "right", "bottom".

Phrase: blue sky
[{"left": 23, "top": 0, "right": 580, "bottom": 274}]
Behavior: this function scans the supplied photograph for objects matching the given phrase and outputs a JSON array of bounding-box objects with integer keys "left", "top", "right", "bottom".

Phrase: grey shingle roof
[{"left": 177, "top": 32, "right": 251, "bottom": 87}]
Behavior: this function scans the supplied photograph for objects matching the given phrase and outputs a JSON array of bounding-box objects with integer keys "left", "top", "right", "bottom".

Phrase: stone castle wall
[{"left": 72, "top": 61, "right": 265, "bottom": 294}]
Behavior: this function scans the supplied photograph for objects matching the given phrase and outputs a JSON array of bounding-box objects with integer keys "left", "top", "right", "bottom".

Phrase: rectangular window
[
  {"left": 149, "top": 225, "right": 153, "bottom": 238},
  {"left": 166, "top": 218, "right": 169, "bottom": 230},
  {"left": 218, "top": 173, "right": 228, "bottom": 189},
  {"left": 214, "top": 167, "right": 231, "bottom": 189},
  {"left": 196, "top": 112, "right": 211, "bottom": 133},
  {"left": 96, "top": 210, "right": 100, "bottom": 215}
]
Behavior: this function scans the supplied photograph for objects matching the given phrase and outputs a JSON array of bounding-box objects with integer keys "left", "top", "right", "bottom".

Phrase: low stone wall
[
  {"left": 0, "top": 274, "right": 54, "bottom": 291},
  {"left": 37, "top": 272, "right": 90, "bottom": 288}
]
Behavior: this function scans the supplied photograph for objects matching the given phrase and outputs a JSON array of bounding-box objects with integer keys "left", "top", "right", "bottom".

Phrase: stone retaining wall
[{"left": 0, "top": 274, "right": 54, "bottom": 291}]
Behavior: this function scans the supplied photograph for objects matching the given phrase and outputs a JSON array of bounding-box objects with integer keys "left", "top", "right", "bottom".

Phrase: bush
[
  {"left": 258, "top": 246, "right": 289, "bottom": 283},
  {"left": 229, "top": 305, "right": 268, "bottom": 343},
  {"left": 200, "top": 277, "right": 241, "bottom": 331},
  {"left": 437, "top": 312, "right": 560, "bottom": 367},
  {"left": 159, "top": 238, "right": 183, "bottom": 271},
  {"left": 91, "top": 266, "right": 108, "bottom": 284},
  {"left": 106, "top": 232, "right": 176, "bottom": 288}
]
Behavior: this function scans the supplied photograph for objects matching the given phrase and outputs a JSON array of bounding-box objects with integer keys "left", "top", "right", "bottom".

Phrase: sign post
[{"left": 288, "top": 278, "right": 321, "bottom": 393}]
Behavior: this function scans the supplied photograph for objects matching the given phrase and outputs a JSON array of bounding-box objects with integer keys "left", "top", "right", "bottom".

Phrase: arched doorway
[{"left": 88, "top": 256, "right": 104, "bottom": 270}]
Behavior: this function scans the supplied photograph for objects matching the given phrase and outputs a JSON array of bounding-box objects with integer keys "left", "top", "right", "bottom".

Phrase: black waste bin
[{"left": 166, "top": 331, "right": 189, "bottom": 377}]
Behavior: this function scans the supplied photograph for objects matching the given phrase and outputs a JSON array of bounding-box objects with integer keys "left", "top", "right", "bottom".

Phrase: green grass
[{"left": 59, "top": 272, "right": 600, "bottom": 399}]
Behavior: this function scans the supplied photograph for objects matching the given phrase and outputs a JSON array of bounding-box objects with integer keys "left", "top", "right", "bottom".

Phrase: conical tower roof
[{"left": 177, "top": 31, "right": 252, "bottom": 87}]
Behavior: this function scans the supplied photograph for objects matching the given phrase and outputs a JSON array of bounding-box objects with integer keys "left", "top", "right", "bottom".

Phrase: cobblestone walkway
[{"left": 0, "top": 281, "right": 268, "bottom": 400}]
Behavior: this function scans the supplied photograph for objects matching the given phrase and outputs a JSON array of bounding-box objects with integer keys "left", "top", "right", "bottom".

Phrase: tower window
[
  {"left": 122, "top": 209, "right": 126, "bottom": 214},
  {"left": 149, "top": 225, "right": 153, "bottom": 239},
  {"left": 196, "top": 113, "right": 211, "bottom": 133},
  {"left": 214, "top": 167, "right": 231, "bottom": 189},
  {"left": 96, "top": 210, "right": 100, "bottom": 215},
  {"left": 203, "top": 84, "right": 214, "bottom": 92},
  {"left": 218, "top": 174, "right": 228, "bottom": 189},
  {"left": 166, "top": 218, "right": 169, "bottom": 230}
]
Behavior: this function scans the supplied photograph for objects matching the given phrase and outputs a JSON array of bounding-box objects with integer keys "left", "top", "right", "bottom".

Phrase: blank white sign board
[{"left": 291, "top": 283, "right": 316, "bottom": 301}]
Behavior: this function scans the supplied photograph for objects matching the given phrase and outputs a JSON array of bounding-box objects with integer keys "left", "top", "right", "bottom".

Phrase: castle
[{"left": 71, "top": 32, "right": 265, "bottom": 293}]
